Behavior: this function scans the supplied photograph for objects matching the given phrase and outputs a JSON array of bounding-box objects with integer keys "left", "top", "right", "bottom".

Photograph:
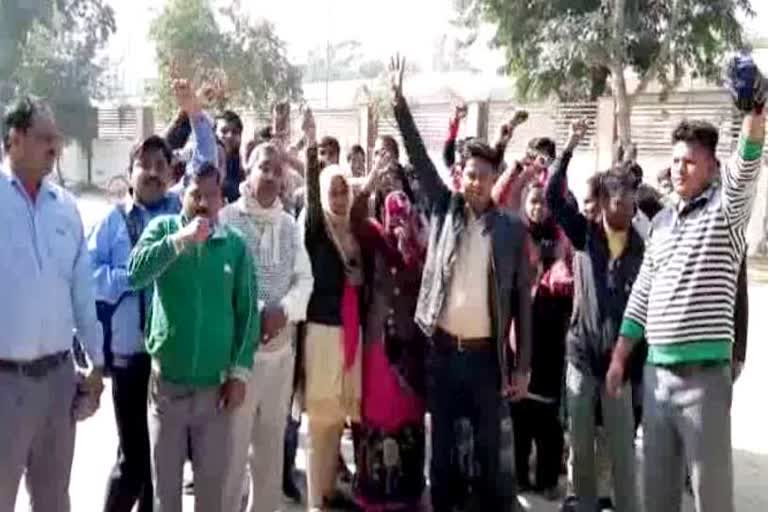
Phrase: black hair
[
  {"left": 347, "top": 144, "right": 365, "bottom": 162},
  {"left": 2, "top": 96, "right": 48, "bottom": 151},
  {"left": 216, "top": 110, "right": 243, "bottom": 135},
  {"left": 671, "top": 120, "right": 719, "bottom": 157},
  {"left": 378, "top": 135, "right": 400, "bottom": 160},
  {"left": 598, "top": 169, "right": 636, "bottom": 201},
  {"left": 614, "top": 160, "right": 644, "bottom": 190},
  {"left": 528, "top": 137, "right": 557, "bottom": 161},
  {"left": 184, "top": 161, "right": 221, "bottom": 188},
  {"left": 128, "top": 135, "right": 173, "bottom": 174},
  {"left": 462, "top": 139, "right": 501, "bottom": 171},
  {"left": 319, "top": 136, "right": 341, "bottom": 157},
  {"left": 585, "top": 172, "right": 602, "bottom": 201},
  {"left": 256, "top": 125, "right": 273, "bottom": 143},
  {"left": 373, "top": 163, "right": 416, "bottom": 222}
]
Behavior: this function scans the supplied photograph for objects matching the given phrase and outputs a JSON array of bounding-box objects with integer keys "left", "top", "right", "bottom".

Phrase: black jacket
[
  {"left": 393, "top": 96, "right": 532, "bottom": 381},
  {"left": 303, "top": 145, "right": 363, "bottom": 326},
  {"left": 546, "top": 149, "right": 646, "bottom": 379}
]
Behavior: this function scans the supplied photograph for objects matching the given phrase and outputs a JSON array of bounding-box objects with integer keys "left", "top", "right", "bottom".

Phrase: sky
[{"left": 105, "top": 0, "right": 768, "bottom": 99}]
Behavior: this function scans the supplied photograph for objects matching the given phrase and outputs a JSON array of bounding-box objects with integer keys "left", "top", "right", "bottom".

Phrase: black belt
[
  {"left": 431, "top": 328, "right": 494, "bottom": 352},
  {"left": 0, "top": 351, "right": 70, "bottom": 378}
]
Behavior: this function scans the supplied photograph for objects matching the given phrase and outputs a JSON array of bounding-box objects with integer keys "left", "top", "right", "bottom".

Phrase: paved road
[{"left": 14, "top": 195, "right": 768, "bottom": 511}]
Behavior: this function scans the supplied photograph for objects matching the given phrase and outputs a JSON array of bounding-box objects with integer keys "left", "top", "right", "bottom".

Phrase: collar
[
  {"left": 126, "top": 193, "right": 178, "bottom": 215},
  {"left": 674, "top": 185, "right": 716, "bottom": 217},
  {"left": 2, "top": 164, "right": 58, "bottom": 201}
]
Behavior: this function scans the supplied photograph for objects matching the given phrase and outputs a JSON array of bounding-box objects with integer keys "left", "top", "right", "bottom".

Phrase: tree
[
  {"left": 455, "top": 0, "right": 754, "bottom": 153},
  {"left": 432, "top": 34, "right": 478, "bottom": 73},
  {"left": 150, "top": 0, "right": 302, "bottom": 119},
  {"left": 301, "top": 40, "right": 389, "bottom": 82},
  {"left": 0, "top": 0, "right": 116, "bottom": 183}
]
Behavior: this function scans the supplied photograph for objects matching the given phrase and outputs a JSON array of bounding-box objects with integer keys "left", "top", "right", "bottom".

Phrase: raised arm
[
  {"left": 389, "top": 54, "right": 450, "bottom": 208},
  {"left": 442, "top": 104, "right": 465, "bottom": 169},
  {"left": 545, "top": 119, "right": 590, "bottom": 249},
  {"left": 721, "top": 54, "right": 767, "bottom": 230},
  {"left": 163, "top": 111, "right": 191, "bottom": 150},
  {"left": 172, "top": 79, "right": 216, "bottom": 175},
  {"left": 493, "top": 109, "right": 529, "bottom": 168},
  {"left": 302, "top": 108, "right": 324, "bottom": 235}
]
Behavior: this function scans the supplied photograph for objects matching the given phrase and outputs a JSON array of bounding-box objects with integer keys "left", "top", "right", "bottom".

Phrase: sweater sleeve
[
  {"left": 545, "top": 149, "right": 588, "bottom": 250},
  {"left": 127, "top": 217, "right": 179, "bottom": 290},
  {"left": 393, "top": 96, "right": 451, "bottom": 210},
  {"left": 280, "top": 226, "right": 315, "bottom": 323},
  {"left": 513, "top": 233, "right": 533, "bottom": 374}
]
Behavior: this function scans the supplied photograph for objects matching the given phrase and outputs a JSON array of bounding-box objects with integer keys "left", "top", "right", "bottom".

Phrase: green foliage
[
  {"left": 0, "top": 0, "right": 115, "bottom": 147},
  {"left": 455, "top": 0, "right": 754, "bottom": 101},
  {"left": 149, "top": 0, "right": 302, "bottom": 120}
]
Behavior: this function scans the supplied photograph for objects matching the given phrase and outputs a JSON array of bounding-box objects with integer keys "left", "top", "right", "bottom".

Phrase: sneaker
[{"left": 559, "top": 495, "right": 578, "bottom": 512}]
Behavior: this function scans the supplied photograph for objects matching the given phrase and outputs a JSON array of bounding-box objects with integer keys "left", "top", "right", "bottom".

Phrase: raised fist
[{"left": 723, "top": 52, "right": 767, "bottom": 113}]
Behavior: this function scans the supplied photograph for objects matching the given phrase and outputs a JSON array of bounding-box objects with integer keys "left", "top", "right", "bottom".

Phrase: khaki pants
[
  {"left": 224, "top": 332, "right": 296, "bottom": 512},
  {"left": 303, "top": 323, "right": 361, "bottom": 510},
  {"left": 0, "top": 358, "right": 76, "bottom": 512}
]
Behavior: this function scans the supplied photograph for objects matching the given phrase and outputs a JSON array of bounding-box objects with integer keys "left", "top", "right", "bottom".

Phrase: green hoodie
[{"left": 128, "top": 215, "right": 258, "bottom": 387}]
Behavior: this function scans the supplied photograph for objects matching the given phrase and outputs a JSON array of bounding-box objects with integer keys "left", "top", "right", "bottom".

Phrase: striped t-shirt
[{"left": 620, "top": 136, "right": 764, "bottom": 365}]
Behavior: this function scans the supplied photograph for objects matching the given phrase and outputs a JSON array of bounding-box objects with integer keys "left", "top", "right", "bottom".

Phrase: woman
[
  {"left": 302, "top": 139, "right": 364, "bottom": 511},
  {"left": 350, "top": 157, "right": 427, "bottom": 511},
  {"left": 512, "top": 182, "right": 573, "bottom": 499}
]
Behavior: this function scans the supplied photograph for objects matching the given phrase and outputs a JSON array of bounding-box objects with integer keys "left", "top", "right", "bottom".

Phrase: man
[
  {"left": 389, "top": 55, "right": 532, "bottom": 511},
  {"left": 0, "top": 96, "right": 104, "bottom": 511},
  {"left": 217, "top": 110, "right": 245, "bottom": 203},
  {"left": 318, "top": 135, "right": 340, "bottom": 168},
  {"left": 90, "top": 80, "right": 213, "bottom": 512},
  {"left": 546, "top": 120, "right": 642, "bottom": 512},
  {"left": 128, "top": 161, "right": 258, "bottom": 512},
  {"left": 607, "top": 54, "right": 767, "bottom": 512},
  {"left": 220, "top": 141, "right": 314, "bottom": 512},
  {"left": 347, "top": 144, "right": 366, "bottom": 177}
]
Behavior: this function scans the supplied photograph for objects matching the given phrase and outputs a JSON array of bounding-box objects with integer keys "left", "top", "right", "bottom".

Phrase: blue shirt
[
  {"left": 0, "top": 165, "right": 103, "bottom": 364},
  {"left": 88, "top": 195, "right": 181, "bottom": 356}
]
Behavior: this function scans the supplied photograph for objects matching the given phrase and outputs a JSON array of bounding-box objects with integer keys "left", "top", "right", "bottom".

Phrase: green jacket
[{"left": 128, "top": 215, "right": 258, "bottom": 387}]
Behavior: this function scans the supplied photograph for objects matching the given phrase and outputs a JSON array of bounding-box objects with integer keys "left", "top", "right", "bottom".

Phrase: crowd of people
[{"left": 0, "top": 52, "right": 766, "bottom": 512}]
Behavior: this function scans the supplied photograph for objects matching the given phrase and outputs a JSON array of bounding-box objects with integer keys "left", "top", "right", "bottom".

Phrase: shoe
[
  {"left": 597, "top": 496, "right": 614, "bottom": 511},
  {"left": 282, "top": 477, "right": 302, "bottom": 504},
  {"left": 559, "top": 495, "right": 578, "bottom": 512}
]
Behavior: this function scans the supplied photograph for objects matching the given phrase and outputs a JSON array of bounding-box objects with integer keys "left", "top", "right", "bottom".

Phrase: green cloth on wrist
[
  {"left": 619, "top": 318, "right": 645, "bottom": 341},
  {"left": 739, "top": 138, "right": 764, "bottom": 161},
  {"left": 647, "top": 340, "right": 731, "bottom": 366}
]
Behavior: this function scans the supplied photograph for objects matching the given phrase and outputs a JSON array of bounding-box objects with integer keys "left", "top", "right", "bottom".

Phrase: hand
[
  {"left": 78, "top": 367, "right": 105, "bottom": 398},
  {"left": 723, "top": 52, "right": 767, "bottom": 113},
  {"left": 218, "top": 378, "right": 246, "bottom": 411},
  {"left": 503, "top": 371, "right": 530, "bottom": 401},
  {"left": 301, "top": 107, "right": 316, "bottom": 145},
  {"left": 510, "top": 109, "right": 529, "bottom": 128},
  {"left": 606, "top": 358, "right": 626, "bottom": 397},
  {"left": 172, "top": 79, "right": 202, "bottom": 117},
  {"left": 568, "top": 118, "right": 589, "bottom": 147},
  {"left": 388, "top": 53, "right": 407, "bottom": 104},
  {"left": 177, "top": 217, "right": 210, "bottom": 245},
  {"left": 452, "top": 103, "right": 468, "bottom": 124},
  {"left": 261, "top": 305, "right": 288, "bottom": 344}
]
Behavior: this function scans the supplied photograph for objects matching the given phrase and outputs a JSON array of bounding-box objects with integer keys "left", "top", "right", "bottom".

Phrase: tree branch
[{"left": 631, "top": 0, "right": 680, "bottom": 101}]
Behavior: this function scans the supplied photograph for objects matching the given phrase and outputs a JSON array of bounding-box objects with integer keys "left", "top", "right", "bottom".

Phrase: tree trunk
[{"left": 611, "top": 0, "right": 632, "bottom": 163}]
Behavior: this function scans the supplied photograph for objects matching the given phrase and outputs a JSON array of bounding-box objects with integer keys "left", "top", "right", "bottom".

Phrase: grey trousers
[
  {"left": 0, "top": 359, "right": 77, "bottom": 512},
  {"left": 148, "top": 371, "right": 236, "bottom": 512},
  {"left": 566, "top": 362, "right": 639, "bottom": 512},
  {"left": 643, "top": 364, "right": 733, "bottom": 512}
]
